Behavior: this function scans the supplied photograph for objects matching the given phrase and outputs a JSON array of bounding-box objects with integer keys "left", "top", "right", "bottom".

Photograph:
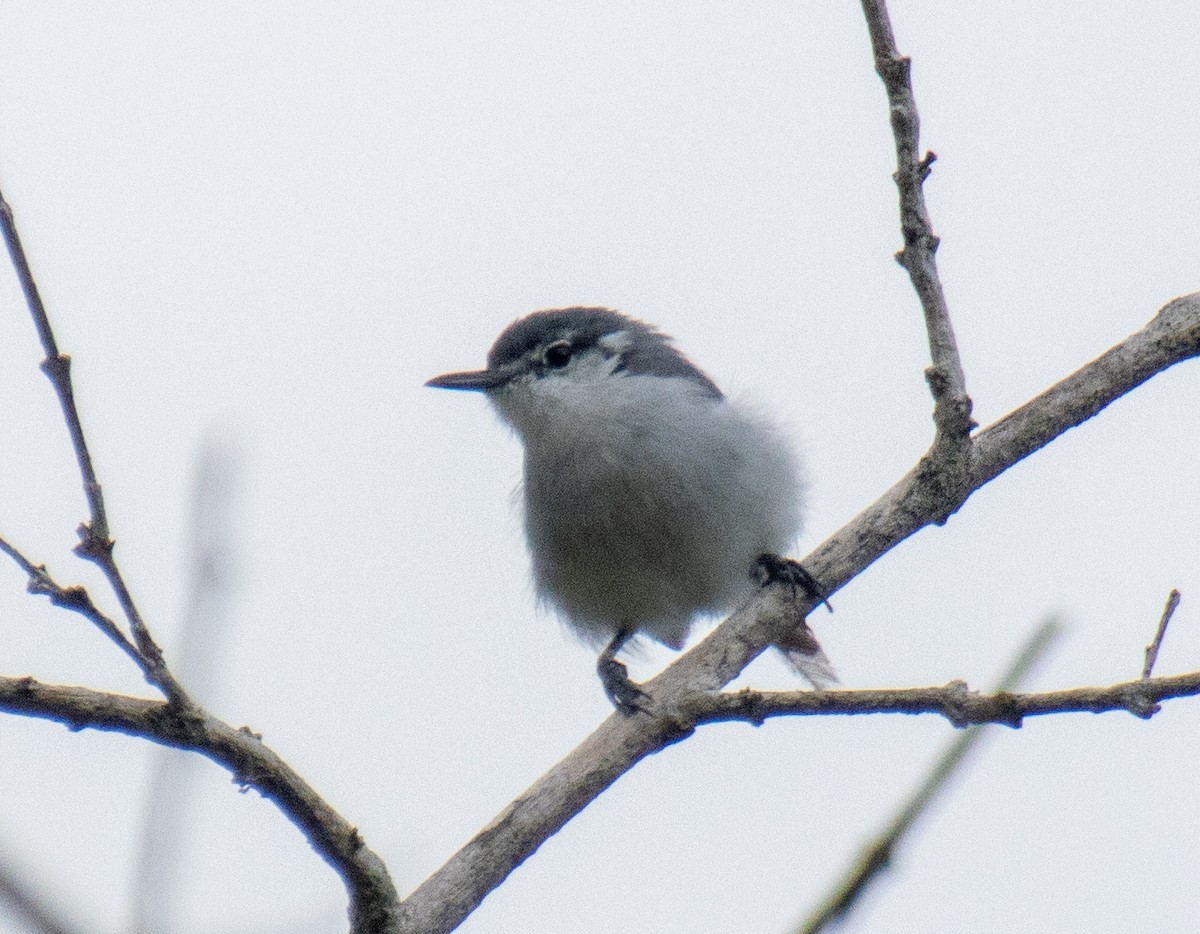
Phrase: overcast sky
[{"left": 1, "top": 3, "right": 1198, "bottom": 933}]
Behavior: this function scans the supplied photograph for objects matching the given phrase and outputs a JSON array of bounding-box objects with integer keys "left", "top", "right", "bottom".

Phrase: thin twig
[
  {"left": 0, "top": 190, "right": 107, "bottom": 541},
  {"left": 1142, "top": 589, "right": 1181, "bottom": 680},
  {"left": 859, "top": 0, "right": 972, "bottom": 452},
  {"left": 0, "top": 533, "right": 144, "bottom": 667},
  {"left": 797, "top": 618, "right": 1063, "bottom": 934},
  {"left": 0, "top": 186, "right": 187, "bottom": 705},
  {"left": 1, "top": 188, "right": 392, "bottom": 927}
]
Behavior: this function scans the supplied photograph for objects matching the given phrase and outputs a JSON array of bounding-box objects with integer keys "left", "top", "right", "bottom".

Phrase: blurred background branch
[
  {"left": 134, "top": 439, "right": 241, "bottom": 934},
  {"left": 797, "top": 617, "right": 1063, "bottom": 934},
  {"left": 0, "top": 846, "right": 79, "bottom": 934}
]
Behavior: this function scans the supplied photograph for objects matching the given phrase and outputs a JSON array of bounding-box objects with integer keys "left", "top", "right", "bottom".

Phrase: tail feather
[{"left": 776, "top": 625, "right": 839, "bottom": 691}]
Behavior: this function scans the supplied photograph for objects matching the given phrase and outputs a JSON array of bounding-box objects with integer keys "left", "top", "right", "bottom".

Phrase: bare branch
[
  {"left": 1, "top": 189, "right": 396, "bottom": 930},
  {"left": 405, "top": 17, "right": 1200, "bottom": 926},
  {"left": 0, "top": 533, "right": 144, "bottom": 667},
  {"left": 1142, "top": 589, "right": 1181, "bottom": 680},
  {"left": 684, "top": 294, "right": 1200, "bottom": 695},
  {"left": 0, "top": 185, "right": 186, "bottom": 704},
  {"left": 0, "top": 190, "right": 107, "bottom": 543},
  {"left": 690, "top": 671, "right": 1195, "bottom": 727},
  {"left": 402, "top": 659, "right": 1197, "bottom": 934},
  {"left": 400, "top": 292, "right": 1200, "bottom": 934},
  {"left": 0, "top": 676, "right": 400, "bottom": 934},
  {"left": 859, "top": 0, "right": 971, "bottom": 447},
  {"left": 797, "top": 618, "right": 1063, "bottom": 934}
]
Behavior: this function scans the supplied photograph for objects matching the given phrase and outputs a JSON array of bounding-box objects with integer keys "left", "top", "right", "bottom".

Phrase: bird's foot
[
  {"left": 753, "top": 553, "right": 833, "bottom": 613},
  {"left": 597, "top": 654, "right": 648, "bottom": 714}
]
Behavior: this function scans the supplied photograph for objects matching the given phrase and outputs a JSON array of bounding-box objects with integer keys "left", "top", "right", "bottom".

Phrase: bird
[{"left": 426, "top": 307, "right": 833, "bottom": 710}]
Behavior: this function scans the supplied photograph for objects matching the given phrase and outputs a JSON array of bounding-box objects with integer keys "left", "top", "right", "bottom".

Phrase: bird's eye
[{"left": 543, "top": 341, "right": 573, "bottom": 368}]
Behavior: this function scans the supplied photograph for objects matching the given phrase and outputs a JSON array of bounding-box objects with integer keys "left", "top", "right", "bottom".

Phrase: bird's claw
[
  {"left": 597, "top": 655, "right": 649, "bottom": 714},
  {"left": 753, "top": 553, "right": 833, "bottom": 613}
]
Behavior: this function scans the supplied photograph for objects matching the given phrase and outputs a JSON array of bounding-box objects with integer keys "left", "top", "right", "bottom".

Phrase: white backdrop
[{"left": 0, "top": 2, "right": 1198, "bottom": 932}]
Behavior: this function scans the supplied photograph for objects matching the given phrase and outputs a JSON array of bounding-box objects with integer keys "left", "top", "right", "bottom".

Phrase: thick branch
[
  {"left": 0, "top": 677, "right": 399, "bottom": 934},
  {"left": 400, "top": 292, "right": 1200, "bottom": 934},
  {"left": 685, "top": 293, "right": 1200, "bottom": 694},
  {"left": 971, "top": 294, "right": 1200, "bottom": 483}
]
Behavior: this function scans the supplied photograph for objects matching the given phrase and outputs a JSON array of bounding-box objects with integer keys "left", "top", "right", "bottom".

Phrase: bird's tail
[{"left": 776, "top": 625, "right": 839, "bottom": 691}]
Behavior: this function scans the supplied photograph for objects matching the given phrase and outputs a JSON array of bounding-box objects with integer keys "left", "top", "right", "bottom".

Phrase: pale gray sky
[{"left": 0, "top": 3, "right": 1198, "bottom": 932}]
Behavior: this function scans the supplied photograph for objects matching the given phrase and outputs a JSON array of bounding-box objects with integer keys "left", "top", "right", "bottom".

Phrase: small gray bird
[{"left": 427, "top": 307, "right": 833, "bottom": 710}]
